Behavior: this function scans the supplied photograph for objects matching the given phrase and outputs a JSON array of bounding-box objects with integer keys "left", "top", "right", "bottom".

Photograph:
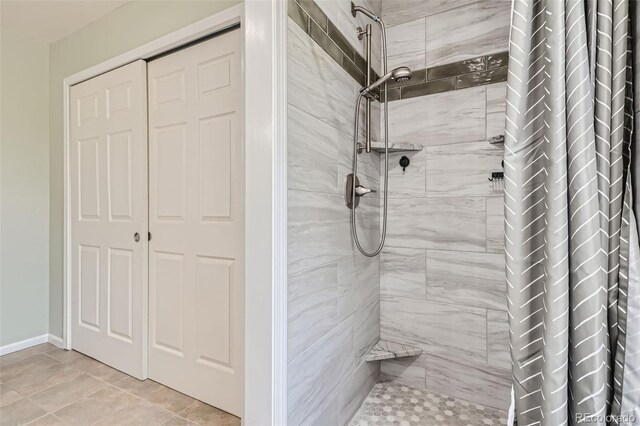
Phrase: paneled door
[
  {"left": 70, "top": 60, "right": 148, "bottom": 379},
  {"left": 147, "top": 29, "right": 244, "bottom": 416}
]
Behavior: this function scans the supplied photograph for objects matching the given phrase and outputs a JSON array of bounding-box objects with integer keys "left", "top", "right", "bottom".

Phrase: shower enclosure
[{"left": 287, "top": 0, "right": 511, "bottom": 424}]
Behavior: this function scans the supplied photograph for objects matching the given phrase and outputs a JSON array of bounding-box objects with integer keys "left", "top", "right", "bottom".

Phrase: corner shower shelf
[
  {"left": 365, "top": 339, "right": 423, "bottom": 362},
  {"left": 370, "top": 142, "right": 423, "bottom": 153}
]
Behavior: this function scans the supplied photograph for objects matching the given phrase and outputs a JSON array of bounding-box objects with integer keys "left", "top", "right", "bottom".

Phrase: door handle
[{"left": 134, "top": 232, "right": 140, "bottom": 242}]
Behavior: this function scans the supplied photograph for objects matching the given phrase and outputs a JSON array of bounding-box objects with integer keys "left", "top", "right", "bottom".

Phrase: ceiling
[{"left": 2, "top": 0, "right": 129, "bottom": 44}]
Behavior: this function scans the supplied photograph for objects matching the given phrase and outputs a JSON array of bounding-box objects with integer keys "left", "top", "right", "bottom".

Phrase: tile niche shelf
[
  {"left": 365, "top": 339, "right": 423, "bottom": 362},
  {"left": 369, "top": 142, "right": 423, "bottom": 153}
]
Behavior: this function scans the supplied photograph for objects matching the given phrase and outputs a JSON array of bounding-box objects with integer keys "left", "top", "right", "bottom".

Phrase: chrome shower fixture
[
  {"left": 347, "top": 2, "right": 416, "bottom": 258},
  {"left": 360, "top": 66, "right": 413, "bottom": 98},
  {"left": 352, "top": 2, "right": 385, "bottom": 154},
  {"left": 351, "top": 2, "right": 380, "bottom": 21},
  {"left": 390, "top": 67, "right": 412, "bottom": 83},
  {"left": 348, "top": 2, "right": 395, "bottom": 258}
]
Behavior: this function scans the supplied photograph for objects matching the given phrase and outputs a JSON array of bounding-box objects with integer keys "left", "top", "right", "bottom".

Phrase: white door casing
[
  {"left": 69, "top": 60, "right": 148, "bottom": 379},
  {"left": 147, "top": 29, "right": 244, "bottom": 416}
]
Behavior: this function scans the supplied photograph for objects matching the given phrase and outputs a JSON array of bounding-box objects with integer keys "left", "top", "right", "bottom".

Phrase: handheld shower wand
[
  {"left": 348, "top": 4, "right": 412, "bottom": 258},
  {"left": 360, "top": 66, "right": 413, "bottom": 98}
]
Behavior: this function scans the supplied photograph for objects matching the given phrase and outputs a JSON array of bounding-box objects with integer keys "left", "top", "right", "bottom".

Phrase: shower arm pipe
[
  {"left": 351, "top": 3, "right": 380, "bottom": 23},
  {"left": 350, "top": 16, "right": 389, "bottom": 257}
]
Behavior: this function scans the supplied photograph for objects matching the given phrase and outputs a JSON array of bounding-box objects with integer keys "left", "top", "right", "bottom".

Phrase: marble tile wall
[
  {"left": 290, "top": 0, "right": 383, "bottom": 85},
  {"left": 287, "top": 13, "right": 382, "bottom": 425},
  {"left": 376, "top": 0, "right": 509, "bottom": 104},
  {"left": 378, "top": 0, "right": 511, "bottom": 410},
  {"left": 424, "top": 1, "right": 510, "bottom": 67},
  {"left": 381, "top": 0, "right": 510, "bottom": 66},
  {"left": 381, "top": 0, "right": 476, "bottom": 27},
  {"left": 387, "top": 19, "right": 426, "bottom": 70},
  {"left": 387, "top": 87, "right": 486, "bottom": 146},
  {"left": 313, "top": 0, "right": 383, "bottom": 75}
]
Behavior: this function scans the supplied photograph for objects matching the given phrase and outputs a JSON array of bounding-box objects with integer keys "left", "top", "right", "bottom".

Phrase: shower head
[
  {"left": 391, "top": 67, "right": 412, "bottom": 83},
  {"left": 360, "top": 66, "right": 413, "bottom": 96}
]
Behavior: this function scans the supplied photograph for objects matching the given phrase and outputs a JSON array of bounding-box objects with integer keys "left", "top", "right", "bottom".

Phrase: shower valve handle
[{"left": 355, "top": 185, "right": 376, "bottom": 197}]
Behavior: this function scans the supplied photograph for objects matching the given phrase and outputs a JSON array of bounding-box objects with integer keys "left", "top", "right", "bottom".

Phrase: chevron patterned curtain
[{"left": 504, "top": 0, "right": 640, "bottom": 424}]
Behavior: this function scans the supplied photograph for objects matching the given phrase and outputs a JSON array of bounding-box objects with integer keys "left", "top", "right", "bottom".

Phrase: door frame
[{"left": 62, "top": 2, "right": 287, "bottom": 423}]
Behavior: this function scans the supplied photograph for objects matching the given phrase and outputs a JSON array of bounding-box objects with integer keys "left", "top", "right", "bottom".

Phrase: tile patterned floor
[
  {"left": 0, "top": 344, "right": 240, "bottom": 426},
  {"left": 349, "top": 382, "right": 508, "bottom": 426}
]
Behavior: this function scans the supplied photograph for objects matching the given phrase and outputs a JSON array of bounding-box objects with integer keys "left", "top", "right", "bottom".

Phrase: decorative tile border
[
  {"left": 383, "top": 52, "right": 509, "bottom": 101},
  {"left": 288, "top": 0, "right": 508, "bottom": 101}
]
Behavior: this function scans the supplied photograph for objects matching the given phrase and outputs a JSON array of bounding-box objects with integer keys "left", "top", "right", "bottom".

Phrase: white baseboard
[
  {"left": 48, "top": 334, "right": 64, "bottom": 348},
  {"left": 0, "top": 334, "right": 49, "bottom": 356}
]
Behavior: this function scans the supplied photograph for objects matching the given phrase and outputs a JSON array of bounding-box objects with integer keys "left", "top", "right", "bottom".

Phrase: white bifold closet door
[
  {"left": 147, "top": 29, "right": 244, "bottom": 416},
  {"left": 69, "top": 60, "right": 148, "bottom": 379}
]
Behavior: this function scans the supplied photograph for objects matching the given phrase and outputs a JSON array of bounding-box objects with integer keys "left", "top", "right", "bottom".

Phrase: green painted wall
[
  {"left": 48, "top": 0, "right": 241, "bottom": 338},
  {"left": 0, "top": 24, "right": 50, "bottom": 345}
]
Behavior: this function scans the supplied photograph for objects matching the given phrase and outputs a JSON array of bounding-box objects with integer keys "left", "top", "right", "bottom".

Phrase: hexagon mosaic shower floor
[{"left": 349, "top": 382, "right": 508, "bottom": 426}]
